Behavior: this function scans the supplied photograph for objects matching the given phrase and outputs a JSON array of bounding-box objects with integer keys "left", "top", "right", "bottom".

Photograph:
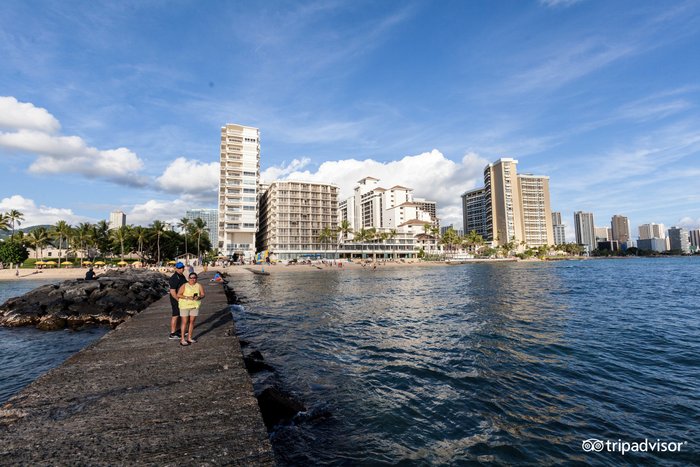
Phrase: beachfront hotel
[
  {"left": 256, "top": 180, "right": 339, "bottom": 260},
  {"left": 336, "top": 177, "right": 439, "bottom": 258},
  {"left": 218, "top": 123, "right": 260, "bottom": 261},
  {"left": 461, "top": 158, "right": 553, "bottom": 247}
]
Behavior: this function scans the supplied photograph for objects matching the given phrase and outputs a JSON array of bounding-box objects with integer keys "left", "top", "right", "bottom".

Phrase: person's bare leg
[
  {"left": 188, "top": 316, "right": 197, "bottom": 343},
  {"left": 171, "top": 316, "right": 179, "bottom": 334},
  {"left": 180, "top": 316, "right": 188, "bottom": 345}
]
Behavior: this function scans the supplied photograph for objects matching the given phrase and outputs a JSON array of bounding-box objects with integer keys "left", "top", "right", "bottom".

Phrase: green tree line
[{"left": 0, "top": 211, "right": 212, "bottom": 267}]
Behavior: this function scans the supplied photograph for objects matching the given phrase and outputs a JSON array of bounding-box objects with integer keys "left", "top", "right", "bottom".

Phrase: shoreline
[{"left": 2, "top": 255, "right": 693, "bottom": 282}]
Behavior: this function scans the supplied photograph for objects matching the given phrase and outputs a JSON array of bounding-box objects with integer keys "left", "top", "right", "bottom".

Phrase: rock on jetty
[{"left": 0, "top": 269, "right": 168, "bottom": 330}]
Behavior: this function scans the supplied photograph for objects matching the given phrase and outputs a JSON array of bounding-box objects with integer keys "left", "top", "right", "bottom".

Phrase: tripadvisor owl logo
[{"left": 582, "top": 438, "right": 687, "bottom": 455}]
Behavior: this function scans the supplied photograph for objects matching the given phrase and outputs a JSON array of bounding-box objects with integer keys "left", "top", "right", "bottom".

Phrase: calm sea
[
  {"left": 230, "top": 258, "right": 700, "bottom": 466},
  {"left": 1, "top": 259, "right": 698, "bottom": 465},
  {"left": 0, "top": 279, "right": 108, "bottom": 404}
]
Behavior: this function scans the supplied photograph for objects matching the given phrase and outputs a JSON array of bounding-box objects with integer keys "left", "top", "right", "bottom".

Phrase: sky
[{"left": 1, "top": 0, "right": 700, "bottom": 241}]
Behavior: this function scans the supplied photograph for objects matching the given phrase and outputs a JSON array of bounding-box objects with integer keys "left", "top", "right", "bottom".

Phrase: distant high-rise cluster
[
  {"left": 205, "top": 122, "right": 697, "bottom": 260},
  {"left": 462, "top": 158, "right": 553, "bottom": 247}
]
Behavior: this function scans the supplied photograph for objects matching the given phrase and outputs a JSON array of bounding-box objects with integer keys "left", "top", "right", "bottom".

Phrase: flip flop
[
  {"left": 187, "top": 339, "right": 197, "bottom": 344},
  {"left": 180, "top": 341, "right": 190, "bottom": 346}
]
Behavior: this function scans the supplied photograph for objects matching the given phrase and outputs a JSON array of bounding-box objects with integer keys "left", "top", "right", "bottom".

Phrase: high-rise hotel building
[
  {"left": 551, "top": 211, "right": 566, "bottom": 245},
  {"left": 574, "top": 211, "right": 596, "bottom": 253},
  {"left": 610, "top": 215, "right": 631, "bottom": 245},
  {"left": 218, "top": 124, "right": 260, "bottom": 260},
  {"left": 461, "top": 158, "right": 552, "bottom": 246},
  {"left": 257, "top": 181, "right": 339, "bottom": 260}
]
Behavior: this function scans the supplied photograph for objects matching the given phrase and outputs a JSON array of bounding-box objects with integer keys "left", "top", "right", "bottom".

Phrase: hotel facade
[
  {"left": 256, "top": 180, "right": 339, "bottom": 260},
  {"left": 218, "top": 124, "right": 260, "bottom": 260}
]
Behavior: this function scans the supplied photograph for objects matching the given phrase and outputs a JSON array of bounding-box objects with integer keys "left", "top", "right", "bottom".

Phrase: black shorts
[{"left": 169, "top": 296, "right": 180, "bottom": 317}]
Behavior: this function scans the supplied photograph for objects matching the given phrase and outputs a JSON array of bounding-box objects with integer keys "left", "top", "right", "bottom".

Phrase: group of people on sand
[{"left": 168, "top": 261, "right": 205, "bottom": 347}]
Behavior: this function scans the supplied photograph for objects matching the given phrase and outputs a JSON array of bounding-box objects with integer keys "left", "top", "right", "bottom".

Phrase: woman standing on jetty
[{"left": 177, "top": 272, "right": 204, "bottom": 346}]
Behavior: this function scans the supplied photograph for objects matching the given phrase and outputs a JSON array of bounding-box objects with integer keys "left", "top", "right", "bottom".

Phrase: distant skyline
[{"left": 1, "top": 1, "right": 700, "bottom": 241}]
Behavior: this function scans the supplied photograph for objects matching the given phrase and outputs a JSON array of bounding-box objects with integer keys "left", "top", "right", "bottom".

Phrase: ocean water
[
  {"left": 0, "top": 280, "right": 109, "bottom": 404},
  {"left": 230, "top": 258, "right": 700, "bottom": 466}
]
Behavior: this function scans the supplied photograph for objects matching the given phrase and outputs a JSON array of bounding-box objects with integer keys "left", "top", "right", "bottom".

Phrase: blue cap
[{"left": 175, "top": 262, "right": 185, "bottom": 268}]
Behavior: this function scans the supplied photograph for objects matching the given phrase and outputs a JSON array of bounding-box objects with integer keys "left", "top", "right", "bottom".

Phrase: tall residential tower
[
  {"left": 462, "top": 158, "right": 553, "bottom": 247},
  {"left": 574, "top": 211, "right": 596, "bottom": 253},
  {"left": 218, "top": 124, "right": 260, "bottom": 260}
]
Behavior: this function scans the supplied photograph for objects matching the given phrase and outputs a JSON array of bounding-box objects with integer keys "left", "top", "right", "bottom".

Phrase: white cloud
[
  {"left": 0, "top": 96, "right": 60, "bottom": 133},
  {"left": 677, "top": 217, "right": 700, "bottom": 230},
  {"left": 0, "top": 96, "right": 146, "bottom": 185},
  {"left": 539, "top": 0, "right": 583, "bottom": 7},
  {"left": 260, "top": 157, "right": 311, "bottom": 182},
  {"left": 155, "top": 157, "right": 219, "bottom": 196},
  {"left": 0, "top": 194, "right": 91, "bottom": 227},
  {"left": 126, "top": 197, "right": 194, "bottom": 226},
  {"left": 262, "top": 149, "right": 488, "bottom": 228}
]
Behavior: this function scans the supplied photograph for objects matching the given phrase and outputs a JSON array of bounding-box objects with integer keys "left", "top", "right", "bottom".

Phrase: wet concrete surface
[{"left": 0, "top": 272, "right": 274, "bottom": 466}]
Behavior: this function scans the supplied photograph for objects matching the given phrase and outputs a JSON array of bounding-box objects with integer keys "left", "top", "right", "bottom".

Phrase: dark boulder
[
  {"left": 0, "top": 269, "right": 168, "bottom": 330},
  {"left": 256, "top": 387, "right": 306, "bottom": 431}
]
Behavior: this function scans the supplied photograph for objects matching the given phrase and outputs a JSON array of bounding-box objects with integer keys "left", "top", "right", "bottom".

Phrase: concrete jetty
[{"left": 0, "top": 272, "right": 274, "bottom": 466}]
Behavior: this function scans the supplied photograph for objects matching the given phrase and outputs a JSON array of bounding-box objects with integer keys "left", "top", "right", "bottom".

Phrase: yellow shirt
[{"left": 178, "top": 283, "right": 202, "bottom": 310}]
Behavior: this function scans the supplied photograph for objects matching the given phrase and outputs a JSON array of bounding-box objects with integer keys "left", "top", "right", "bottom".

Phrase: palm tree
[
  {"left": 73, "top": 223, "right": 92, "bottom": 266},
  {"left": 178, "top": 217, "right": 191, "bottom": 263},
  {"left": 90, "top": 220, "right": 111, "bottom": 259},
  {"left": 387, "top": 228, "right": 398, "bottom": 260},
  {"left": 190, "top": 217, "right": 207, "bottom": 261},
  {"left": 28, "top": 227, "right": 50, "bottom": 262},
  {"left": 336, "top": 219, "right": 353, "bottom": 260},
  {"left": 111, "top": 225, "right": 130, "bottom": 262},
  {"left": 150, "top": 220, "right": 166, "bottom": 265},
  {"left": 464, "top": 230, "right": 484, "bottom": 255},
  {"left": 0, "top": 213, "right": 9, "bottom": 232},
  {"left": 131, "top": 226, "right": 147, "bottom": 261},
  {"left": 51, "top": 220, "right": 72, "bottom": 267},
  {"left": 7, "top": 209, "right": 24, "bottom": 239},
  {"left": 317, "top": 226, "right": 333, "bottom": 257},
  {"left": 355, "top": 228, "right": 369, "bottom": 260}
]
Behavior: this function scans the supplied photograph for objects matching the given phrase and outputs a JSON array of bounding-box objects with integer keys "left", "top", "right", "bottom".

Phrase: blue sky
[{"left": 1, "top": 0, "right": 699, "bottom": 240}]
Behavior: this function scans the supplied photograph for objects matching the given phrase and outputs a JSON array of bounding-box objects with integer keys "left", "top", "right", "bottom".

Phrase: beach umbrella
[
  {"left": 46, "top": 261, "right": 57, "bottom": 265},
  {"left": 35, "top": 260, "right": 46, "bottom": 265},
  {"left": 94, "top": 261, "right": 106, "bottom": 265},
  {"left": 62, "top": 261, "right": 72, "bottom": 267},
  {"left": 132, "top": 261, "right": 143, "bottom": 267},
  {"left": 167, "top": 260, "right": 177, "bottom": 265},
  {"left": 117, "top": 261, "right": 128, "bottom": 266},
  {"left": 83, "top": 260, "right": 93, "bottom": 265}
]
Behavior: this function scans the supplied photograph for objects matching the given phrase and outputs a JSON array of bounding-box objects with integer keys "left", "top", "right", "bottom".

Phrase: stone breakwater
[{"left": 0, "top": 269, "right": 168, "bottom": 330}]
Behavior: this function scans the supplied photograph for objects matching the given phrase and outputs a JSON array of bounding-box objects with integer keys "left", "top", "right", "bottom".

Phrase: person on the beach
[
  {"left": 85, "top": 267, "right": 96, "bottom": 280},
  {"left": 168, "top": 262, "right": 187, "bottom": 340},
  {"left": 177, "top": 272, "right": 204, "bottom": 346}
]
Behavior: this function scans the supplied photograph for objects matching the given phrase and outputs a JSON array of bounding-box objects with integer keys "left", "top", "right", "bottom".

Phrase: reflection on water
[{"left": 232, "top": 259, "right": 700, "bottom": 465}]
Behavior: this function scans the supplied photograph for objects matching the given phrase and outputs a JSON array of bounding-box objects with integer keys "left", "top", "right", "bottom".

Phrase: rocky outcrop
[
  {"left": 256, "top": 387, "right": 306, "bottom": 431},
  {"left": 0, "top": 269, "right": 168, "bottom": 330}
]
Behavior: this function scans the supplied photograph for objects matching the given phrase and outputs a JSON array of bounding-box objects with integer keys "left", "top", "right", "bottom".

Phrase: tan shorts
[{"left": 179, "top": 307, "right": 199, "bottom": 317}]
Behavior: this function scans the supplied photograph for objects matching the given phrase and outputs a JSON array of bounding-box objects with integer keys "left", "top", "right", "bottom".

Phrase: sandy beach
[{"left": 0, "top": 257, "right": 531, "bottom": 282}]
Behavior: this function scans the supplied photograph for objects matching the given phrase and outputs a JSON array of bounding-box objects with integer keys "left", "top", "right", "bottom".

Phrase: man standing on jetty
[{"left": 168, "top": 262, "right": 187, "bottom": 339}]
